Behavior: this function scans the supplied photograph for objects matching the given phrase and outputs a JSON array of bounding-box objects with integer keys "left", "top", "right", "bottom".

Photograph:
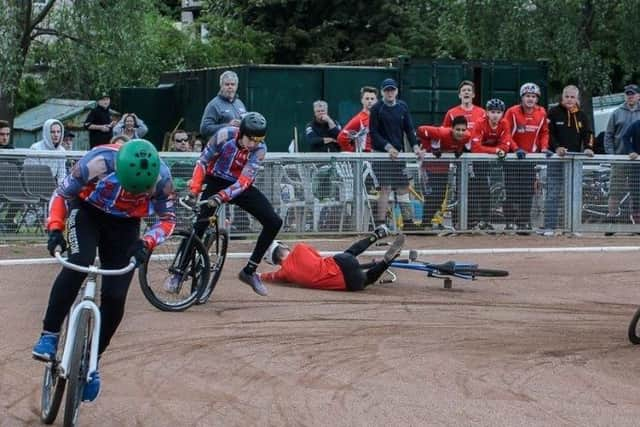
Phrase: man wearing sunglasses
[
  {"left": 171, "top": 130, "right": 192, "bottom": 152},
  {"left": 188, "top": 112, "right": 282, "bottom": 296}
]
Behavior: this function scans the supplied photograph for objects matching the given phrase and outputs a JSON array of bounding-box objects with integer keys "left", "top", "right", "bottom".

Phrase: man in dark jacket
[
  {"left": 541, "top": 85, "right": 594, "bottom": 235},
  {"left": 369, "top": 78, "right": 421, "bottom": 230},
  {"left": 305, "top": 100, "right": 341, "bottom": 152},
  {"left": 0, "top": 120, "right": 19, "bottom": 232},
  {"left": 84, "top": 93, "right": 114, "bottom": 148}
]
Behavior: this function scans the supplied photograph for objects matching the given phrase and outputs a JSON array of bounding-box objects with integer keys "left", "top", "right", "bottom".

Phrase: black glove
[
  {"left": 207, "top": 194, "right": 223, "bottom": 209},
  {"left": 432, "top": 149, "right": 442, "bottom": 159},
  {"left": 496, "top": 149, "right": 506, "bottom": 161},
  {"left": 47, "top": 230, "right": 67, "bottom": 256},
  {"left": 543, "top": 149, "right": 554, "bottom": 158},
  {"left": 127, "top": 239, "right": 149, "bottom": 266},
  {"left": 454, "top": 150, "right": 463, "bottom": 159},
  {"left": 515, "top": 148, "right": 527, "bottom": 160}
]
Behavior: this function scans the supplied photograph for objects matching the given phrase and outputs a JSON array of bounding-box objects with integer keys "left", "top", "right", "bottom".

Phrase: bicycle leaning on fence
[
  {"left": 39, "top": 251, "right": 137, "bottom": 427},
  {"left": 138, "top": 195, "right": 229, "bottom": 311}
]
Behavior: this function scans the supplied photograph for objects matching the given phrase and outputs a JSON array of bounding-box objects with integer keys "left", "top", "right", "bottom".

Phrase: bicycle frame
[
  {"left": 54, "top": 252, "right": 136, "bottom": 381},
  {"left": 390, "top": 260, "right": 479, "bottom": 280}
]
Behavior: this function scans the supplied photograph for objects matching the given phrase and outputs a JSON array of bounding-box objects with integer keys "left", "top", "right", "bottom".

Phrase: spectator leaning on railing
[
  {"left": 541, "top": 85, "right": 594, "bottom": 236},
  {"left": 604, "top": 84, "right": 640, "bottom": 224},
  {"left": 0, "top": 120, "right": 20, "bottom": 233},
  {"left": 621, "top": 112, "right": 640, "bottom": 223},
  {"left": 502, "top": 82, "right": 550, "bottom": 234}
]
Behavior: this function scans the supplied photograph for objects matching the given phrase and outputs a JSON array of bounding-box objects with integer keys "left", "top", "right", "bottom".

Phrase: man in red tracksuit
[
  {"left": 416, "top": 115, "right": 471, "bottom": 228},
  {"left": 468, "top": 99, "right": 513, "bottom": 230},
  {"left": 442, "top": 80, "right": 486, "bottom": 132},
  {"left": 337, "top": 86, "right": 378, "bottom": 152},
  {"left": 259, "top": 226, "right": 405, "bottom": 291},
  {"left": 502, "top": 82, "right": 550, "bottom": 232}
]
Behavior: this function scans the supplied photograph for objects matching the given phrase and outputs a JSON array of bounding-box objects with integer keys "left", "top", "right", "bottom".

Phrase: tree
[{"left": 0, "top": 0, "right": 57, "bottom": 121}]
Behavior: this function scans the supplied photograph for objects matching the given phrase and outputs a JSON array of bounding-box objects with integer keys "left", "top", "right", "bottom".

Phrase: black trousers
[
  {"left": 333, "top": 235, "right": 390, "bottom": 291},
  {"left": 195, "top": 176, "right": 282, "bottom": 265},
  {"left": 503, "top": 162, "right": 536, "bottom": 226},
  {"left": 422, "top": 171, "right": 449, "bottom": 225},
  {"left": 468, "top": 162, "right": 491, "bottom": 226},
  {"left": 42, "top": 201, "right": 140, "bottom": 355}
]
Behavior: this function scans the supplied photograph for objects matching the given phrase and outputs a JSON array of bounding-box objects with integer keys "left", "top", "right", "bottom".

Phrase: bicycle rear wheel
[
  {"left": 197, "top": 226, "right": 229, "bottom": 304},
  {"left": 628, "top": 307, "right": 640, "bottom": 344},
  {"left": 139, "top": 230, "right": 210, "bottom": 312},
  {"left": 63, "top": 309, "right": 91, "bottom": 427},
  {"left": 454, "top": 266, "right": 509, "bottom": 277}
]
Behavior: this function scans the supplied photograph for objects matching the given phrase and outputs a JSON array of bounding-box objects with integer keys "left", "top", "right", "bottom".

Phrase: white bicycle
[{"left": 39, "top": 251, "right": 136, "bottom": 427}]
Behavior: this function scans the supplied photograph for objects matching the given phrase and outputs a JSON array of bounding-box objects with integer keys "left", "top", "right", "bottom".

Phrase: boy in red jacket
[
  {"left": 337, "top": 86, "right": 378, "bottom": 152},
  {"left": 416, "top": 115, "right": 471, "bottom": 228},
  {"left": 468, "top": 99, "right": 512, "bottom": 230},
  {"left": 259, "top": 226, "right": 405, "bottom": 291},
  {"left": 502, "top": 82, "right": 550, "bottom": 233},
  {"left": 442, "top": 80, "right": 486, "bottom": 132}
]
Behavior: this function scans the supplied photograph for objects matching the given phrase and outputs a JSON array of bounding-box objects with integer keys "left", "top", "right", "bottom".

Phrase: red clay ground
[{"left": 2, "top": 235, "right": 640, "bottom": 426}]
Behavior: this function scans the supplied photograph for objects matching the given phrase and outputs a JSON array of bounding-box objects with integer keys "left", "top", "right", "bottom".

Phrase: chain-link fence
[{"left": 1, "top": 149, "right": 639, "bottom": 242}]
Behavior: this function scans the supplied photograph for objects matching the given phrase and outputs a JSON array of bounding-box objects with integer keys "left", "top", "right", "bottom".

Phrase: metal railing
[{"left": 1, "top": 149, "right": 639, "bottom": 241}]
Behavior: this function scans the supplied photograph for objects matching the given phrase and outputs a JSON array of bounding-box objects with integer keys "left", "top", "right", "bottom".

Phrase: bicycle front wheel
[
  {"left": 139, "top": 230, "right": 210, "bottom": 312},
  {"left": 628, "top": 307, "right": 640, "bottom": 344},
  {"left": 63, "top": 309, "right": 91, "bottom": 427},
  {"left": 455, "top": 267, "right": 509, "bottom": 277},
  {"left": 197, "top": 226, "right": 229, "bottom": 304}
]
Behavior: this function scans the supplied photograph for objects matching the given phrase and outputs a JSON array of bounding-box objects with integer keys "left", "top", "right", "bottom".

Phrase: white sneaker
[{"left": 163, "top": 274, "right": 181, "bottom": 293}]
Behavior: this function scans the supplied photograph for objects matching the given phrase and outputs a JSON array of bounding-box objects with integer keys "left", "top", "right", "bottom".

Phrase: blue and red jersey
[
  {"left": 47, "top": 144, "right": 176, "bottom": 250},
  {"left": 189, "top": 126, "right": 266, "bottom": 202}
]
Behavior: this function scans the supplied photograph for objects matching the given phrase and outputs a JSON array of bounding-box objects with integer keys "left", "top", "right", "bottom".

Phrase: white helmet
[
  {"left": 264, "top": 240, "right": 289, "bottom": 265},
  {"left": 519, "top": 82, "right": 541, "bottom": 97}
]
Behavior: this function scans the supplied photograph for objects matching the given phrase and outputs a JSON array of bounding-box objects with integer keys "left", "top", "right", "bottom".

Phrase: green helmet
[{"left": 115, "top": 139, "right": 160, "bottom": 194}]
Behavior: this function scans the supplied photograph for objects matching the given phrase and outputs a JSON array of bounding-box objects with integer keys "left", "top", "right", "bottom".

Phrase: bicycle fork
[{"left": 59, "top": 278, "right": 101, "bottom": 383}]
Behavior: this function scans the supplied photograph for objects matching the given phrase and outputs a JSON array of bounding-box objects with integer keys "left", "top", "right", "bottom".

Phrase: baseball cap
[
  {"left": 98, "top": 91, "right": 110, "bottom": 99},
  {"left": 624, "top": 84, "right": 639, "bottom": 95},
  {"left": 381, "top": 78, "right": 398, "bottom": 90}
]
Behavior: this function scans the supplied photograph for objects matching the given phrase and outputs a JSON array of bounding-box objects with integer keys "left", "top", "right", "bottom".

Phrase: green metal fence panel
[
  {"left": 323, "top": 67, "right": 398, "bottom": 128},
  {"left": 119, "top": 86, "right": 179, "bottom": 151},
  {"left": 247, "top": 66, "right": 324, "bottom": 152},
  {"left": 480, "top": 61, "right": 549, "bottom": 109}
]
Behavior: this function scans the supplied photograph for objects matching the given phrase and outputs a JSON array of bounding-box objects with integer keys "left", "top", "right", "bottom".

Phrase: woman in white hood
[{"left": 25, "top": 119, "right": 67, "bottom": 186}]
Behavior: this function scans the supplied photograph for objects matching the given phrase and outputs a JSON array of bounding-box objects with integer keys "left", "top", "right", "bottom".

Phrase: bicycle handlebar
[
  {"left": 55, "top": 251, "right": 137, "bottom": 275},
  {"left": 178, "top": 196, "right": 210, "bottom": 211}
]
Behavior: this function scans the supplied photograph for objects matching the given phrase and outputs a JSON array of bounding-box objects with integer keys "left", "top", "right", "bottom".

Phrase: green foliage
[{"left": 14, "top": 75, "right": 46, "bottom": 114}]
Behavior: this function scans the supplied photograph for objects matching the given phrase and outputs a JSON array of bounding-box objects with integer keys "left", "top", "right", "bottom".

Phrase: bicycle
[
  {"left": 138, "top": 196, "right": 228, "bottom": 311},
  {"left": 39, "top": 251, "right": 136, "bottom": 427},
  {"left": 380, "top": 249, "right": 508, "bottom": 289}
]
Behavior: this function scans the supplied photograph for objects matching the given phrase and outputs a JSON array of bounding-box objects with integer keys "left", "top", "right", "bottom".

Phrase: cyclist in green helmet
[{"left": 32, "top": 139, "right": 176, "bottom": 402}]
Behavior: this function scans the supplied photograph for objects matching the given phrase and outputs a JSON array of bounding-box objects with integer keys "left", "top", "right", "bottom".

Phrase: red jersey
[
  {"left": 503, "top": 105, "right": 549, "bottom": 153},
  {"left": 470, "top": 118, "right": 512, "bottom": 154},
  {"left": 417, "top": 125, "right": 471, "bottom": 173},
  {"left": 259, "top": 243, "right": 347, "bottom": 291},
  {"left": 337, "top": 110, "right": 371, "bottom": 152},
  {"left": 442, "top": 105, "right": 486, "bottom": 132}
]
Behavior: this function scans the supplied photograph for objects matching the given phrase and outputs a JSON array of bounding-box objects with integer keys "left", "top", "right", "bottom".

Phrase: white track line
[{"left": 2, "top": 246, "right": 640, "bottom": 267}]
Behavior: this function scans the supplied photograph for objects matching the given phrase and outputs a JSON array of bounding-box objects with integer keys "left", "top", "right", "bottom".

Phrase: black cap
[
  {"left": 99, "top": 92, "right": 110, "bottom": 99},
  {"left": 64, "top": 130, "right": 75, "bottom": 139},
  {"left": 624, "top": 84, "right": 639, "bottom": 95}
]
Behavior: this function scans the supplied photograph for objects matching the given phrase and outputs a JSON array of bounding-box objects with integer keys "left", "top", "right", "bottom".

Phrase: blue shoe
[
  {"left": 82, "top": 371, "right": 101, "bottom": 402},
  {"left": 238, "top": 270, "right": 268, "bottom": 296},
  {"left": 32, "top": 333, "right": 59, "bottom": 361}
]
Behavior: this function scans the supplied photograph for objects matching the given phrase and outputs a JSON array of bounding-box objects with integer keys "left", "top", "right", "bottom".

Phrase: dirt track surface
[{"left": 3, "top": 235, "right": 640, "bottom": 426}]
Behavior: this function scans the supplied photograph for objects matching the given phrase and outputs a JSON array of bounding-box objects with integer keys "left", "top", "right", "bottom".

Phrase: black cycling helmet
[
  {"left": 239, "top": 112, "right": 267, "bottom": 140},
  {"left": 485, "top": 98, "right": 506, "bottom": 112}
]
